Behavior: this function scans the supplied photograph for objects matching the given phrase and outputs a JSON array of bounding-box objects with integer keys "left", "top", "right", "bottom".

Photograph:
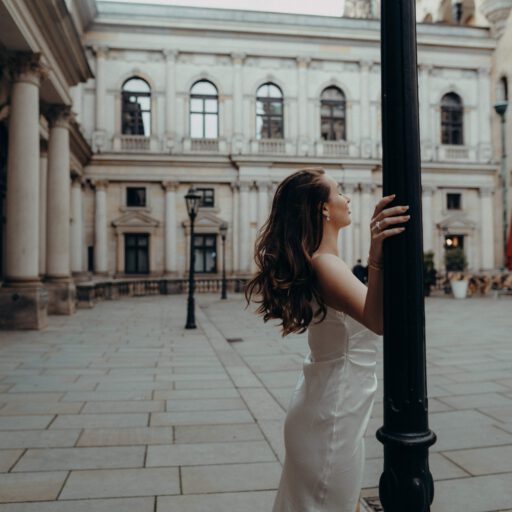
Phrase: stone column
[
  {"left": 256, "top": 181, "right": 270, "bottom": 229},
  {"left": 163, "top": 50, "right": 177, "bottom": 152},
  {"left": 0, "top": 54, "right": 49, "bottom": 329},
  {"left": 70, "top": 176, "right": 84, "bottom": 276},
  {"left": 232, "top": 53, "right": 245, "bottom": 154},
  {"left": 39, "top": 145, "right": 48, "bottom": 277},
  {"left": 238, "top": 181, "right": 251, "bottom": 274},
  {"left": 360, "top": 61, "right": 372, "bottom": 158},
  {"left": 477, "top": 68, "right": 492, "bottom": 163},
  {"left": 162, "top": 181, "right": 179, "bottom": 275},
  {"left": 422, "top": 185, "right": 435, "bottom": 253},
  {"left": 419, "top": 64, "right": 433, "bottom": 161},
  {"left": 342, "top": 183, "right": 356, "bottom": 266},
  {"left": 93, "top": 180, "right": 109, "bottom": 275},
  {"left": 479, "top": 187, "right": 495, "bottom": 269},
  {"left": 45, "top": 105, "right": 75, "bottom": 315},
  {"left": 297, "top": 57, "right": 310, "bottom": 155},
  {"left": 360, "top": 183, "right": 374, "bottom": 259},
  {"left": 230, "top": 182, "right": 239, "bottom": 274},
  {"left": 92, "top": 46, "right": 108, "bottom": 152}
]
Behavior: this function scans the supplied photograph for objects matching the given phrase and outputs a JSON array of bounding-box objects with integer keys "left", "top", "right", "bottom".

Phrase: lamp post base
[{"left": 185, "top": 296, "right": 196, "bottom": 329}]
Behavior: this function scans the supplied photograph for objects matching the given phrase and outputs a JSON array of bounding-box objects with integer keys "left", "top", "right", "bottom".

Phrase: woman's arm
[{"left": 312, "top": 195, "right": 409, "bottom": 335}]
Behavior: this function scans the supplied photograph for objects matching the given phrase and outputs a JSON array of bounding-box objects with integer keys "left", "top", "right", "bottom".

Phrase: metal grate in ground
[{"left": 361, "top": 496, "right": 384, "bottom": 512}]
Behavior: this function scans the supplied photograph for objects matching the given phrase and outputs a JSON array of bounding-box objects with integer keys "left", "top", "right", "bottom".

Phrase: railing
[
  {"left": 322, "top": 140, "right": 350, "bottom": 156},
  {"left": 257, "top": 139, "right": 286, "bottom": 154},
  {"left": 190, "top": 138, "right": 219, "bottom": 152},
  {"left": 76, "top": 277, "right": 249, "bottom": 308},
  {"left": 120, "top": 135, "right": 151, "bottom": 151},
  {"left": 439, "top": 145, "right": 470, "bottom": 161}
]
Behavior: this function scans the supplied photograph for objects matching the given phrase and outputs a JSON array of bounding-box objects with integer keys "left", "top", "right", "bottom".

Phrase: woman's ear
[{"left": 322, "top": 203, "right": 330, "bottom": 220}]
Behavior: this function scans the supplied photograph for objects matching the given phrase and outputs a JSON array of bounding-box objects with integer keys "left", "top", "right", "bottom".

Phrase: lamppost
[
  {"left": 494, "top": 100, "right": 509, "bottom": 270},
  {"left": 379, "top": 1, "right": 436, "bottom": 510},
  {"left": 219, "top": 222, "right": 228, "bottom": 300},
  {"left": 184, "top": 186, "right": 201, "bottom": 329}
]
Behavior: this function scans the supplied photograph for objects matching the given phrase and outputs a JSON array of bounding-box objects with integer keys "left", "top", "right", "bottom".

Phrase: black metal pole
[
  {"left": 221, "top": 235, "right": 227, "bottom": 300},
  {"left": 185, "top": 215, "right": 196, "bottom": 329},
  {"left": 377, "top": 1, "right": 436, "bottom": 511}
]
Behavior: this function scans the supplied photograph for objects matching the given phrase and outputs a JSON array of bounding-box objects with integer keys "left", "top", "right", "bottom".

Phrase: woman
[{"left": 245, "top": 168, "right": 410, "bottom": 512}]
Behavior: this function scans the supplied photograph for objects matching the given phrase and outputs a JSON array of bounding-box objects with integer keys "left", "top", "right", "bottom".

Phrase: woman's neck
[{"left": 315, "top": 225, "right": 340, "bottom": 257}]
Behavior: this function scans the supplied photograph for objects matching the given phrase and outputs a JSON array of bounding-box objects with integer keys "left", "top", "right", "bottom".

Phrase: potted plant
[
  {"left": 423, "top": 251, "right": 437, "bottom": 297},
  {"left": 444, "top": 247, "right": 468, "bottom": 299}
]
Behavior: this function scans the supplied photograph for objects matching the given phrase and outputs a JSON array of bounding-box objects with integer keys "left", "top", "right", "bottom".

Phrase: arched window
[
  {"left": 441, "top": 93, "right": 463, "bottom": 145},
  {"left": 320, "top": 86, "right": 346, "bottom": 141},
  {"left": 497, "top": 76, "right": 508, "bottom": 102},
  {"left": 190, "top": 80, "right": 218, "bottom": 139},
  {"left": 256, "top": 83, "right": 283, "bottom": 139},
  {"left": 122, "top": 78, "right": 151, "bottom": 136}
]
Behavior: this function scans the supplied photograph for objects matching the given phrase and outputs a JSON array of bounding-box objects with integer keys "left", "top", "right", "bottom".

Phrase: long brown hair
[{"left": 245, "top": 167, "right": 331, "bottom": 336}]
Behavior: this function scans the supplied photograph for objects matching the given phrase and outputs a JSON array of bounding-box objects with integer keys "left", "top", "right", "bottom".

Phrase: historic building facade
[{"left": 0, "top": 0, "right": 508, "bottom": 329}]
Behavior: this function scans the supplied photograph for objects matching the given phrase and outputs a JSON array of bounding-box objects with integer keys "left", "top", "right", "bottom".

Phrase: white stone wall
[{"left": 77, "top": 3, "right": 499, "bottom": 275}]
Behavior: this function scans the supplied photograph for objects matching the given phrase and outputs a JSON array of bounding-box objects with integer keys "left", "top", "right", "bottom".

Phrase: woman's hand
[{"left": 368, "top": 194, "right": 410, "bottom": 265}]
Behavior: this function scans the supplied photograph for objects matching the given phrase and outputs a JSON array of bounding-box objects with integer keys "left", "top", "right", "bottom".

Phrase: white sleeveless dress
[{"left": 272, "top": 300, "right": 379, "bottom": 512}]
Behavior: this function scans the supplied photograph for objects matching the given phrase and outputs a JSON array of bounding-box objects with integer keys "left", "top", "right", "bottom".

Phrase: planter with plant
[
  {"left": 444, "top": 247, "right": 468, "bottom": 299},
  {"left": 423, "top": 251, "right": 437, "bottom": 297}
]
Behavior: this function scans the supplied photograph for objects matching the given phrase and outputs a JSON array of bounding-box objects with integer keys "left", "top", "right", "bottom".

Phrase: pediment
[
  {"left": 437, "top": 214, "right": 476, "bottom": 231},
  {"left": 112, "top": 211, "right": 159, "bottom": 228},
  {"left": 183, "top": 211, "right": 227, "bottom": 229}
]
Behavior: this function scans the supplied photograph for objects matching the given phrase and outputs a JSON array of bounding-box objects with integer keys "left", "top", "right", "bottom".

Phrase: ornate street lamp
[
  {"left": 379, "top": 1, "right": 436, "bottom": 510},
  {"left": 494, "top": 100, "right": 509, "bottom": 270},
  {"left": 219, "top": 222, "right": 228, "bottom": 300},
  {"left": 184, "top": 186, "right": 201, "bottom": 329}
]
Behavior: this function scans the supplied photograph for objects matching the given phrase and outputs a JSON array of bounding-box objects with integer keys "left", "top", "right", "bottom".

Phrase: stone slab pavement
[{"left": 0, "top": 293, "right": 511, "bottom": 511}]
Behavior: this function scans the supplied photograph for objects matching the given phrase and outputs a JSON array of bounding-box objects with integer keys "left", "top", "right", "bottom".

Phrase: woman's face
[{"left": 323, "top": 175, "right": 351, "bottom": 228}]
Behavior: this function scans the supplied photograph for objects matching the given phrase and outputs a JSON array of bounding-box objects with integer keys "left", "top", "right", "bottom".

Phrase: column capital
[
  {"left": 163, "top": 49, "right": 178, "bottom": 62},
  {"left": 9, "top": 52, "right": 48, "bottom": 86},
  {"left": 343, "top": 182, "right": 358, "bottom": 194},
  {"left": 45, "top": 105, "right": 73, "bottom": 129},
  {"left": 359, "top": 60, "right": 373, "bottom": 72},
  {"left": 296, "top": 56, "right": 311, "bottom": 69},
  {"left": 238, "top": 180, "right": 252, "bottom": 192},
  {"left": 92, "top": 46, "right": 109, "bottom": 59},
  {"left": 479, "top": 186, "right": 493, "bottom": 197},
  {"left": 91, "top": 179, "right": 109, "bottom": 190},
  {"left": 256, "top": 180, "right": 272, "bottom": 192},
  {"left": 162, "top": 180, "right": 179, "bottom": 192},
  {"left": 418, "top": 63, "right": 433, "bottom": 74},
  {"left": 360, "top": 182, "right": 374, "bottom": 194},
  {"left": 478, "top": 67, "right": 491, "bottom": 78},
  {"left": 422, "top": 185, "right": 436, "bottom": 196},
  {"left": 231, "top": 52, "right": 246, "bottom": 65},
  {"left": 71, "top": 174, "right": 85, "bottom": 187}
]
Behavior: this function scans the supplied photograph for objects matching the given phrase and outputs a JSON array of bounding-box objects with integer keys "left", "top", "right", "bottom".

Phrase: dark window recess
[
  {"left": 121, "top": 78, "right": 151, "bottom": 136},
  {"left": 193, "top": 234, "right": 217, "bottom": 273},
  {"left": 126, "top": 187, "right": 146, "bottom": 207},
  {"left": 87, "top": 246, "right": 94, "bottom": 272},
  {"left": 320, "top": 86, "right": 346, "bottom": 141},
  {"left": 441, "top": 92, "right": 463, "bottom": 145},
  {"left": 447, "top": 193, "right": 461, "bottom": 210},
  {"left": 256, "top": 83, "right": 284, "bottom": 140},
  {"left": 190, "top": 80, "right": 218, "bottom": 139},
  {"left": 125, "top": 234, "right": 149, "bottom": 274},
  {"left": 197, "top": 188, "right": 214, "bottom": 207}
]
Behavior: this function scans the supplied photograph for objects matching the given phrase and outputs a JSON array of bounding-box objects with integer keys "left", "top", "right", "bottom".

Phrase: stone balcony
[
  {"left": 437, "top": 144, "right": 473, "bottom": 162},
  {"left": 111, "top": 135, "right": 160, "bottom": 152}
]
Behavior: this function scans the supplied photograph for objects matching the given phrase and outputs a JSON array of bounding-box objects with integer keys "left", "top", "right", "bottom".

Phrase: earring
[{"left": 326, "top": 215, "right": 330, "bottom": 222}]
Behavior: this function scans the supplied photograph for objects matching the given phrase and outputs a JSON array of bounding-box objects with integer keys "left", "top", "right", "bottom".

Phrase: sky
[{"left": 101, "top": 0, "right": 346, "bottom": 17}]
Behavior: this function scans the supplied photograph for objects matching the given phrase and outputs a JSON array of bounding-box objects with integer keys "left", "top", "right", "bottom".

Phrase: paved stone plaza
[{"left": 0, "top": 294, "right": 511, "bottom": 511}]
